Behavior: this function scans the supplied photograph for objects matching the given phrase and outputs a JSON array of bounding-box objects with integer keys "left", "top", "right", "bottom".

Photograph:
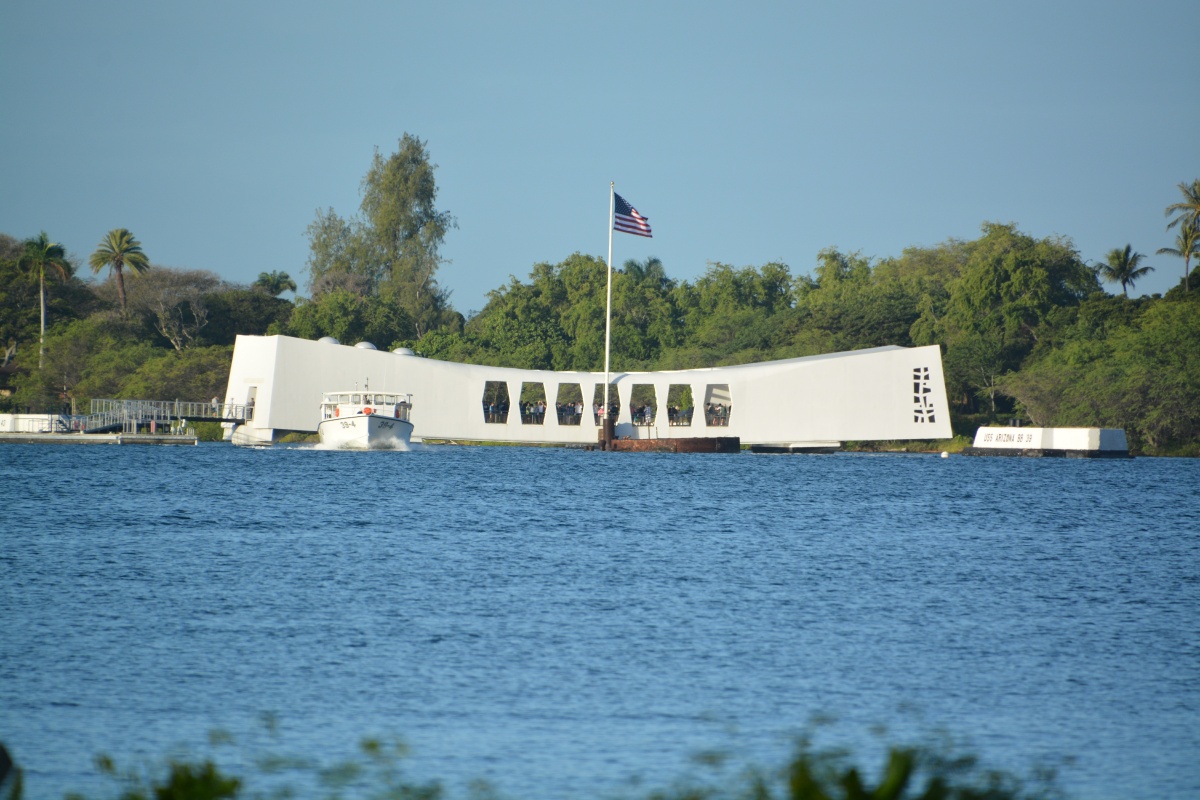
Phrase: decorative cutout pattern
[{"left": 913, "top": 367, "right": 935, "bottom": 423}]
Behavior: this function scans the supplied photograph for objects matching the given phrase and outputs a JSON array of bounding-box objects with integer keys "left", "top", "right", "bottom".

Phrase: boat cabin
[{"left": 320, "top": 392, "right": 412, "bottom": 422}]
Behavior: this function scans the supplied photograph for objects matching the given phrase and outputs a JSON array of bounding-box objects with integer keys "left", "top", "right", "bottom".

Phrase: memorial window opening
[
  {"left": 556, "top": 383, "right": 584, "bottom": 426},
  {"left": 519, "top": 382, "right": 547, "bottom": 425},
  {"left": 667, "top": 384, "right": 694, "bottom": 427},
  {"left": 630, "top": 384, "right": 657, "bottom": 427},
  {"left": 703, "top": 384, "right": 732, "bottom": 427},
  {"left": 592, "top": 384, "right": 620, "bottom": 425},
  {"left": 481, "top": 381, "right": 510, "bottom": 424}
]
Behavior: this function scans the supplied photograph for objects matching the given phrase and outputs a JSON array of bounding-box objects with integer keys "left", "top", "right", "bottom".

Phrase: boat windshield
[
  {"left": 319, "top": 393, "right": 408, "bottom": 410},
  {"left": 321, "top": 393, "right": 407, "bottom": 407}
]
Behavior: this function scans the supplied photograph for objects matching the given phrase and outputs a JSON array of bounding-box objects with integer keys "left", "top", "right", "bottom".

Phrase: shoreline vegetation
[
  {"left": 0, "top": 728, "right": 1072, "bottom": 800},
  {"left": 2, "top": 141, "right": 1197, "bottom": 456}
]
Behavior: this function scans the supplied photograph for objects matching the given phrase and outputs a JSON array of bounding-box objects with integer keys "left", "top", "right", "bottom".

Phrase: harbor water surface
[{"left": 2, "top": 444, "right": 1198, "bottom": 799}]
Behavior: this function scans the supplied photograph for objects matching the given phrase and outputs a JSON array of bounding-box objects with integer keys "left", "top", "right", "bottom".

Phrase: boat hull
[{"left": 317, "top": 414, "right": 414, "bottom": 450}]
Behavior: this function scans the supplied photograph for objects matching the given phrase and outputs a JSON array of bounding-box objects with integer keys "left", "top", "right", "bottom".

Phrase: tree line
[{"left": 1, "top": 135, "right": 1196, "bottom": 453}]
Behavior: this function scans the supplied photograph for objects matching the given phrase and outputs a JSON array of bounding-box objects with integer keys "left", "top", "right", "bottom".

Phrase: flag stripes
[{"left": 613, "top": 192, "right": 652, "bottom": 237}]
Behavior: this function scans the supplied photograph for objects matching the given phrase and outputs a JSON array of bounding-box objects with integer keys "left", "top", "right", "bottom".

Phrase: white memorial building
[{"left": 222, "top": 334, "right": 953, "bottom": 447}]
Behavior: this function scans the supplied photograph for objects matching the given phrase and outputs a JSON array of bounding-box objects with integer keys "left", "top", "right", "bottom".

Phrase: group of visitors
[
  {"left": 630, "top": 404, "right": 655, "bottom": 426},
  {"left": 483, "top": 399, "right": 594, "bottom": 425},
  {"left": 481, "top": 397, "right": 731, "bottom": 427},
  {"left": 482, "top": 399, "right": 510, "bottom": 423},
  {"left": 705, "top": 403, "right": 731, "bottom": 426},
  {"left": 667, "top": 406, "right": 695, "bottom": 426},
  {"left": 522, "top": 400, "right": 548, "bottom": 424},
  {"left": 592, "top": 403, "right": 620, "bottom": 425}
]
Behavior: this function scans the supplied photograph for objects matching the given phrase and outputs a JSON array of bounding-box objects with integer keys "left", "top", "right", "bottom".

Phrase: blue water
[{"left": 1, "top": 444, "right": 1198, "bottom": 799}]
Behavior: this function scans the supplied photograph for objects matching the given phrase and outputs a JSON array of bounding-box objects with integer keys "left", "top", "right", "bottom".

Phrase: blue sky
[{"left": 2, "top": 1, "right": 1196, "bottom": 315}]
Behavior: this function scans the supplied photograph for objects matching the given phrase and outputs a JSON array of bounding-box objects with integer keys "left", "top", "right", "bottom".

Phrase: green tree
[
  {"left": 360, "top": 134, "right": 457, "bottom": 337},
  {"left": 119, "top": 346, "right": 234, "bottom": 402},
  {"left": 252, "top": 270, "right": 297, "bottom": 297},
  {"left": 1164, "top": 179, "right": 1200, "bottom": 292},
  {"left": 201, "top": 288, "right": 294, "bottom": 346},
  {"left": 304, "top": 135, "right": 457, "bottom": 339},
  {"left": 286, "top": 289, "right": 414, "bottom": 348},
  {"left": 116, "top": 268, "right": 221, "bottom": 351},
  {"left": 1098, "top": 244, "right": 1153, "bottom": 296},
  {"left": 790, "top": 249, "right": 924, "bottom": 354},
  {"left": 17, "top": 231, "right": 72, "bottom": 369},
  {"left": 1001, "top": 299, "right": 1200, "bottom": 452},
  {"left": 0, "top": 236, "right": 41, "bottom": 361},
  {"left": 911, "top": 223, "right": 1097, "bottom": 415},
  {"left": 305, "top": 207, "right": 380, "bottom": 294},
  {"left": 88, "top": 228, "right": 150, "bottom": 315},
  {"left": 1156, "top": 223, "right": 1199, "bottom": 294},
  {"left": 671, "top": 262, "right": 794, "bottom": 365},
  {"left": 1165, "top": 178, "right": 1200, "bottom": 231},
  {"left": 9, "top": 313, "right": 155, "bottom": 412}
]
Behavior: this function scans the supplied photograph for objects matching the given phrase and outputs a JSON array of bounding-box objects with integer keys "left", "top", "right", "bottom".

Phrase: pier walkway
[
  {"left": 3, "top": 399, "right": 252, "bottom": 436},
  {"left": 79, "top": 399, "right": 252, "bottom": 434}
]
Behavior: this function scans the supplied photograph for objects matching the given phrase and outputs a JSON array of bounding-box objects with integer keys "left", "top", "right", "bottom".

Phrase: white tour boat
[{"left": 317, "top": 390, "right": 414, "bottom": 450}]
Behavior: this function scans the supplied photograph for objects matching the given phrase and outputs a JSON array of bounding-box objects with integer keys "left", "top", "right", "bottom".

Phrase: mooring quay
[
  {"left": 0, "top": 432, "right": 200, "bottom": 446},
  {"left": 0, "top": 398, "right": 253, "bottom": 446}
]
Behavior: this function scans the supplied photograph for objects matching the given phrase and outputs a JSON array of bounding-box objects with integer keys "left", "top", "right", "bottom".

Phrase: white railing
[{"left": 78, "top": 400, "right": 252, "bottom": 433}]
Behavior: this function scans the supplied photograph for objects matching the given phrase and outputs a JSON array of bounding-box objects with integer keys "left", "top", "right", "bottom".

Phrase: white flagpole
[{"left": 604, "top": 182, "right": 615, "bottom": 420}]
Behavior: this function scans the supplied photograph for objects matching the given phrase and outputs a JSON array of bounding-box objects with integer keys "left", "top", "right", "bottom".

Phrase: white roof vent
[
  {"left": 354, "top": 341, "right": 378, "bottom": 350},
  {"left": 318, "top": 336, "right": 340, "bottom": 345},
  {"left": 392, "top": 347, "right": 416, "bottom": 356}
]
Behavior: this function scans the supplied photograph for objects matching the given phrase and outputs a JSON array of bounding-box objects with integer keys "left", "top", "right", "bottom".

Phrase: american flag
[{"left": 613, "top": 192, "right": 652, "bottom": 237}]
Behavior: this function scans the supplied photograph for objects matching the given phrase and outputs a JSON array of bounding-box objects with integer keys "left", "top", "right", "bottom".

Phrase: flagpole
[{"left": 604, "top": 182, "right": 614, "bottom": 421}]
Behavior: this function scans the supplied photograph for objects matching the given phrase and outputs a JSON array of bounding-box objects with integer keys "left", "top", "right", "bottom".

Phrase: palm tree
[
  {"left": 1165, "top": 179, "right": 1200, "bottom": 232},
  {"left": 1156, "top": 222, "right": 1200, "bottom": 293},
  {"left": 1099, "top": 245, "right": 1153, "bottom": 297},
  {"left": 17, "top": 232, "right": 71, "bottom": 369},
  {"left": 254, "top": 270, "right": 297, "bottom": 297},
  {"left": 89, "top": 228, "right": 150, "bottom": 314}
]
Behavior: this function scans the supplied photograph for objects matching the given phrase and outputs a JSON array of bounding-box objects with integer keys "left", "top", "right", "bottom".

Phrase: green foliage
[
  {"left": 0, "top": 742, "right": 20, "bottom": 800},
  {"left": 286, "top": 289, "right": 414, "bottom": 347},
  {"left": 92, "top": 268, "right": 224, "bottom": 351},
  {"left": 910, "top": 223, "right": 1097, "bottom": 414},
  {"left": 791, "top": 249, "right": 922, "bottom": 354},
  {"left": 361, "top": 134, "right": 456, "bottom": 336},
  {"left": 1097, "top": 244, "right": 1152, "bottom": 297},
  {"left": 305, "top": 133, "right": 457, "bottom": 337},
  {"left": 1155, "top": 223, "right": 1199, "bottom": 294},
  {"left": 0, "top": 239, "right": 95, "bottom": 364},
  {"left": 191, "top": 422, "right": 226, "bottom": 442},
  {"left": 118, "top": 346, "right": 233, "bottom": 402},
  {"left": 1164, "top": 178, "right": 1200, "bottom": 233},
  {"left": 201, "top": 289, "right": 293, "bottom": 346},
  {"left": 16, "top": 231, "right": 77, "bottom": 369},
  {"left": 4, "top": 177, "right": 1200, "bottom": 451},
  {"left": 89, "top": 229, "right": 150, "bottom": 314},
  {"left": 644, "top": 729, "right": 1066, "bottom": 800},
  {"left": 306, "top": 207, "right": 379, "bottom": 294},
  {"left": 252, "top": 271, "right": 297, "bottom": 297},
  {"left": 5, "top": 727, "right": 1065, "bottom": 800},
  {"left": 51, "top": 732, "right": 445, "bottom": 800},
  {"left": 999, "top": 297, "right": 1200, "bottom": 451},
  {"left": 7, "top": 314, "right": 155, "bottom": 411}
]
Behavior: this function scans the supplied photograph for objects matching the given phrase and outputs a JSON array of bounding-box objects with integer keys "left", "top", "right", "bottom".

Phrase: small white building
[
  {"left": 222, "top": 334, "right": 952, "bottom": 447},
  {"left": 968, "top": 426, "right": 1130, "bottom": 457}
]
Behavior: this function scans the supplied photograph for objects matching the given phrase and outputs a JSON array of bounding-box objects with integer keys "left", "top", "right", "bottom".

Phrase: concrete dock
[{"left": 0, "top": 433, "right": 198, "bottom": 446}]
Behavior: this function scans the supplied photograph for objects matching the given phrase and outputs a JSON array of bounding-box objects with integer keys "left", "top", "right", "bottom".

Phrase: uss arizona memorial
[{"left": 223, "top": 334, "right": 953, "bottom": 447}]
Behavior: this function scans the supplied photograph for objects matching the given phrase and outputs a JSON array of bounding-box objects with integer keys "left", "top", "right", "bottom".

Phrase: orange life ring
[
  {"left": 334, "top": 407, "right": 340, "bottom": 417},
  {"left": 363, "top": 407, "right": 373, "bottom": 415}
]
